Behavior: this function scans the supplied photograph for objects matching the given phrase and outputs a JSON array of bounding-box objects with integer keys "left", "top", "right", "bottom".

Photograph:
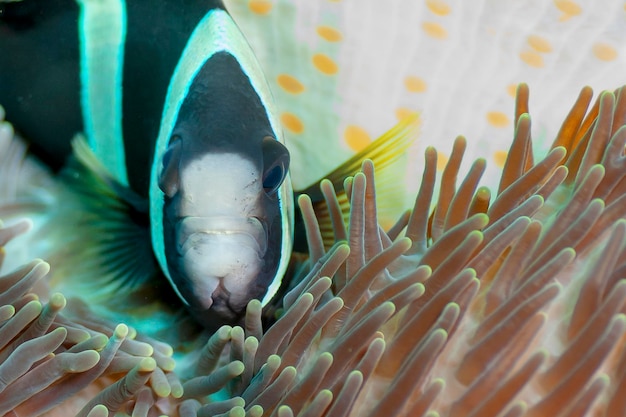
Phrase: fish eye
[
  {"left": 158, "top": 135, "right": 182, "bottom": 198},
  {"left": 261, "top": 136, "right": 290, "bottom": 195},
  {"left": 263, "top": 164, "right": 285, "bottom": 194}
]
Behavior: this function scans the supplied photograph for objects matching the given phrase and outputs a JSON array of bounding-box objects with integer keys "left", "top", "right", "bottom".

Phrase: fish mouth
[
  {"left": 173, "top": 216, "right": 269, "bottom": 311},
  {"left": 176, "top": 216, "right": 268, "bottom": 256}
]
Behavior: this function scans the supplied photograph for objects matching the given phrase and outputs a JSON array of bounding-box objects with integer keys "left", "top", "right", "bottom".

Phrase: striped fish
[{"left": 0, "top": 0, "right": 415, "bottom": 330}]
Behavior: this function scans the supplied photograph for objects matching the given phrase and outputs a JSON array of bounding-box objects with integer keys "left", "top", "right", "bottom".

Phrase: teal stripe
[{"left": 77, "top": 0, "right": 128, "bottom": 186}]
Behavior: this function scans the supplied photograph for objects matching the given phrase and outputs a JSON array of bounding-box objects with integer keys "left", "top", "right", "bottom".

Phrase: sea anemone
[
  {"left": 1, "top": 82, "right": 625, "bottom": 416},
  {"left": 0, "top": 230, "right": 181, "bottom": 416},
  {"left": 0, "top": 112, "right": 183, "bottom": 416},
  {"left": 2, "top": 0, "right": 626, "bottom": 415},
  {"left": 184, "top": 84, "right": 626, "bottom": 417}
]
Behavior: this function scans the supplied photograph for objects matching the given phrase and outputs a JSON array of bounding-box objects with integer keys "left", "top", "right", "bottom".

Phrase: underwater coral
[
  {"left": 2, "top": 0, "right": 626, "bottom": 415},
  {"left": 1, "top": 82, "right": 626, "bottom": 416}
]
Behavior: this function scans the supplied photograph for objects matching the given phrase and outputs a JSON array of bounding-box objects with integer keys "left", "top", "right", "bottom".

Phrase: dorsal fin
[{"left": 298, "top": 113, "right": 419, "bottom": 249}]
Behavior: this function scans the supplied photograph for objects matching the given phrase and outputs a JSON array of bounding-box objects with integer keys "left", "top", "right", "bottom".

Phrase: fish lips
[{"left": 173, "top": 216, "right": 268, "bottom": 312}]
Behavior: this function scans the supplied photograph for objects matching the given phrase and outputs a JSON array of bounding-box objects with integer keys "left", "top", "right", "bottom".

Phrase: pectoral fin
[{"left": 53, "top": 137, "right": 163, "bottom": 309}]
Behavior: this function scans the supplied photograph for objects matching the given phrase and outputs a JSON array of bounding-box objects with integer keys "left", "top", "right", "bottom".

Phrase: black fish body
[
  {"left": 0, "top": 0, "right": 81, "bottom": 171},
  {"left": 0, "top": 0, "right": 225, "bottom": 195}
]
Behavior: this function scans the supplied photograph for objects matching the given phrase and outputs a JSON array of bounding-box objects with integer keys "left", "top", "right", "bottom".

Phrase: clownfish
[
  {"left": 0, "top": 0, "right": 416, "bottom": 330},
  {"left": 149, "top": 7, "right": 293, "bottom": 326}
]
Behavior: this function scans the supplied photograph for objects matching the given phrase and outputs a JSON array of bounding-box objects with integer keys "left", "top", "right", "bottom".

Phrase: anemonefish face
[
  {"left": 150, "top": 9, "right": 293, "bottom": 328},
  {"left": 158, "top": 53, "right": 291, "bottom": 325},
  {"left": 158, "top": 117, "right": 290, "bottom": 324}
]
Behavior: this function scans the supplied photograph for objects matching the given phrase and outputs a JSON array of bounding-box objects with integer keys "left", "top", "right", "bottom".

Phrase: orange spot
[
  {"left": 248, "top": 0, "right": 273, "bottom": 15},
  {"left": 395, "top": 107, "right": 415, "bottom": 122},
  {"left": 404, "top": 76, "right": 427, "bottom": 93},
  {"left": 312, "top": 53, "right": 339, "bottom": 75},
  {"left": 487, "top": 111, "right": 510, "bottom": 128},
  {"left": 519, "top": 50, "right": 544, "bottom": 68},
  {"left": 317, "top": 25, "right": 343, "bottom": 42},
  {"left": 507, "top": 84, "right": 518, "bottom": 97},
  {"left": 426, "top": 0, "right": 451, "bottom": 16},
  {"left": 592, "top": 43, "right": 618, "bottom": 61},
  {"left": 344, "top": 125, "right": 371, "bottom": 152},
  {"left": 281, "top": 113, "right": 304, "bottom": 134},
  {"left": 380, "top": 219, "right": 395, "bottom": 232},
  {"left": 493, "top": 150, "right": 508, "bottom": 168},
  {"left": 527, "top": 35, "right": 552, "bottom": 53},
  {"left": 277, "top": 74, "right": 305, "bottom": 94},
  {"left": 554, "top": 0, "right": 582, "bottom": 16},
  {"left": 422, "top": 22, "right": 447, "bottom": 39},
  {"left": 437, "top": 153, "right": 449, "bottom": 171}
]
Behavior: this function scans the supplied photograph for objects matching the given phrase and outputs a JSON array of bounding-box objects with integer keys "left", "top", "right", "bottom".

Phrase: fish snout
[{"left": 174, "top": 216, "right": 268, "bottom": 311}]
